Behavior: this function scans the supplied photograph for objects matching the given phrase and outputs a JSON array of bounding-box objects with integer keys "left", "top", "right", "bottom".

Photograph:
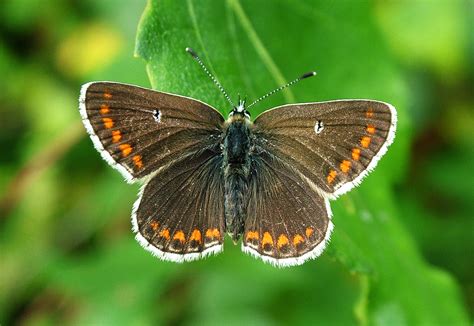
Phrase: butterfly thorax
[{"left": 223, "top": 113, "right": 253, "bottom": 242}]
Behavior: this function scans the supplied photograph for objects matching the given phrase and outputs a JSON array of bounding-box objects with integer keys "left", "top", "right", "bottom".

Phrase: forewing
[
  {"left": 242, "top": 150, "right": 333, "bottom": 267},
  {"left": 253, "top": 100, "right": 396, "bottom": 197},
  {"left": 79, "top": 82, "right": 224, "bottom": 183},
  {"left": 132, "top": 147, "right": 225, "bottom": 262}
]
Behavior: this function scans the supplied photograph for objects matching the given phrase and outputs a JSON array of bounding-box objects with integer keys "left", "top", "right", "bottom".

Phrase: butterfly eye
[
  {"left": 153, "top": 109, "right": 161, "bottom": 123},
  {"left": 314, "top": 120, "right": 324, "bottom": 134}
]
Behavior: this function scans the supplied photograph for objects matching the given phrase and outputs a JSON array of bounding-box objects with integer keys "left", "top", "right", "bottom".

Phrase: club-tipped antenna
[
  {"left": 186, "top": 47, "right": 235, "bottom": 107},
  {"left": 247, "top": 71, "right": 317, "bottom": 109}
]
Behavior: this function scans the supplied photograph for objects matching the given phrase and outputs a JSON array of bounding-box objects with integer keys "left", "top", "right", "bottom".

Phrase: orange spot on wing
[
  {"left": 352, "top": 148, "right": 361, "bottom": 161},
  {"left": 305, "top": 227, "right": 314, "bottom": 238},
  {"left": 173, "top": 230, "right": 186, "bottom": 243},
  {"left": 100, "top": 104, "right": 110, "bottom": 114},
  {"left": 293, "top": 234, "right": 304, "bottom": 246},
  {"left": 103, "top": 92, "right": 112, "bottom": 99},
  {"left": 102, "top": 117, "right": 113, "bottom": 129},
  {"left": 277, "top": 234, "right": 289, "bottom": 248},
  {"left": 150, "top": 221, "right": 159, "bottom": 231},
  {"left": 361, "top": 136, "right": 371, "bottom": 148},
  {"left": 246, "top": 231, "right": 259, "bottom": 242},
  {"left": 366, "top": 124, "right": 376, "bottom": 134},
  {"left": 119, "top": 143, "right": 132, "bottom": 157},
  {"left": 327, "top": 170, "right": 337, "bottom": 184},
  {"left": 112, "top": 130, "right": 122, "bottom": 143},
  {"left": 340, "top": 160, "right": 351, "bottom": 173},
  {"left": 133, "top": 155, "right": 143, "bottom": 169},
  {"left": 366, "top": 108, "right": 374, "bottom": 118},
  {"left": 205, "top": 228, "right": 220, "bottom": 239},
  {"left": 262, "top": 232, "right": 273, "bottom": 247},
  {"left": 190, "top": 229, "right": 202, "bottom": 243},
  {"left": 159, "top": 228, "right": 170, "bottom": 240}
]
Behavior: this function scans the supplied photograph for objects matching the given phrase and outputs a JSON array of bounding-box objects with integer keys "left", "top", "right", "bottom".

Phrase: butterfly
[{"left": 79, "top": 48, "right": 397, "bottom": 267}]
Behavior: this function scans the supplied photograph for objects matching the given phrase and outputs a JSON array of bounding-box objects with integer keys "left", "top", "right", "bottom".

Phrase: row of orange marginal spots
[
  {"left": 149, "top": 221, "right": 221, "bottom": 246},
  {"left": 99, "top": 91, "right": 143, "bottom": 169},
  {"left": 246, "top": 227, "right": 314, "bottom": 250},
  {"left": 326, "top": 107, "right": 377, "bottom": 185}
]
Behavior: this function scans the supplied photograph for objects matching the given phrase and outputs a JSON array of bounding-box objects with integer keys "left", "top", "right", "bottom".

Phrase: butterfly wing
[
  {"left": 242, "top": 150, "right": 333, "bottom": 267},
  {"left": 79, "top": 82, "right": 224, "bottom": 183},
  {"left": 133, "top": 147, "right": 225, "bottom": 261},
  {"left": 80, "top": 82, "right": 226, "bottom": 261},
  {"left": 252, "top": 100, "right": 396, "bottom": 198}
]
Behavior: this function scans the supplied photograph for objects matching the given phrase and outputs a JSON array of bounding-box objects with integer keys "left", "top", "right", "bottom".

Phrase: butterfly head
[
  {"left": 229, "top": 98, "right": 250, "bottom": 119},
  {"left": 185, "top": 47, "right": 316, "bottom": 122}
]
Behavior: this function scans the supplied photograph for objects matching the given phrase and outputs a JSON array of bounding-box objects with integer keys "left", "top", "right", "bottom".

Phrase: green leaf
[{"left": 134, "top": 0, "right": 469, "bottom": 324}]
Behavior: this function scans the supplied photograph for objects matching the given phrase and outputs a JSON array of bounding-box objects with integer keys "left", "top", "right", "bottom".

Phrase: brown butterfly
[{"left": 79, "top": 48, "right": 396, "bottom": 267}]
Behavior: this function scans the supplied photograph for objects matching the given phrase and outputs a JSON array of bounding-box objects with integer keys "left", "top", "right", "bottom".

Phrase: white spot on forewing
[
  {"left": 314, "top": 120, "right": 324, "bottom": 134},
  {"left": 153, "top": 109, "right": 161, "bottom": 122}
]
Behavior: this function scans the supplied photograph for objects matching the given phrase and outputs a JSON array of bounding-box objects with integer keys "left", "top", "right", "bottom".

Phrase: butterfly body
[
  {"left": 79, "top": 81, "right": 396, "bottom": 267},
  {"left": 223, "top": 111, "right": 253, "bottom": 242}
]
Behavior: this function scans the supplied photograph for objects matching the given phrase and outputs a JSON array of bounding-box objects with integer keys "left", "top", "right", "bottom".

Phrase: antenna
[
  {"left": 247, "top": 71, "right": 317, "bottom": 109},
  {"left": 185, "top": 47, "right": 235, "bottom": 107}
]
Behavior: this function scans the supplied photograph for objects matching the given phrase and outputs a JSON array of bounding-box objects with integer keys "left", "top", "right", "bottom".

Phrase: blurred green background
[{"left": 0, "top": 0, "right": 472, "bottom": 325}]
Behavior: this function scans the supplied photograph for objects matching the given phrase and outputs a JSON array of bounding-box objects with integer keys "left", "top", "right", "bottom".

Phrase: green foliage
[
  {"left": 0, "top": 0, "right": 472, "bottom": 325},
  {"left": 135, "top": 1, "right": 469, "bottom": 324}
]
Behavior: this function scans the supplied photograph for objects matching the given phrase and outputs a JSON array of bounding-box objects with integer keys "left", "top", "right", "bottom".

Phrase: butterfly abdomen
[{"left": 223, "top": 118, "right": 252, "bottom": 242}]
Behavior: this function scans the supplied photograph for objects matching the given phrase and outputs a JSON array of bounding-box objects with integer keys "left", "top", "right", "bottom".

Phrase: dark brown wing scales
[
  {"left": 253, "top": 100, "right": 396, "bottom": 197},
  {"left": 79, "top": 82, "right": 224, "bottom": 183},
  {"left": 80, "top": 81, "right": 226, "bottom": 262},
  {"left": 132, "top": 147, "right": 225, "bottom": 262},
  {"left": 242, "top": 151, "right": 333, "bottom": 267}
]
